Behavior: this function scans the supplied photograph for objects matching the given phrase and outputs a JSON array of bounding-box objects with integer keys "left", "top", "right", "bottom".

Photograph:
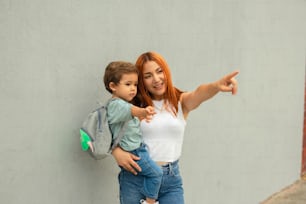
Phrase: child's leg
[{"left": 132, "top": 144, "right": 163, "bottom": 202}]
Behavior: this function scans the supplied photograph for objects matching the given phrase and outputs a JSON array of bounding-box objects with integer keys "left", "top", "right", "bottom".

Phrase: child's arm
[{"left": 131, "top": 105, "right": 155, "bottom": 121}]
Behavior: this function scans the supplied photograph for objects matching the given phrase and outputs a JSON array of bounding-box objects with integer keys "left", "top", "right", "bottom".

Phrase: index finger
[
  {"left": 125, "top": 164, "right": 138, "bottom": 175},
  {"left": 130, "top": 162, "right": 142, "bottom": 174},
  {"left": 225, "top": 71, "right": 239, "bottom": 80}
]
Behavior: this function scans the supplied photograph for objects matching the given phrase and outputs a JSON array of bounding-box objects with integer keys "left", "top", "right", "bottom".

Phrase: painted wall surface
[{"left": 1, "top": 1, "right": 305, "bottom": 203}]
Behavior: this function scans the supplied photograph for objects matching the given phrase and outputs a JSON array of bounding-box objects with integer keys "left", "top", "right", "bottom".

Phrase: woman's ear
[{"left": 109, "top": 82, "right": 117, "bottom": 92}]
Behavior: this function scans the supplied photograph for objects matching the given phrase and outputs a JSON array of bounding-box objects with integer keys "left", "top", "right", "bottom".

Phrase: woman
[{"left": 112, "top": 51, "right": 238, "bottom": 204}]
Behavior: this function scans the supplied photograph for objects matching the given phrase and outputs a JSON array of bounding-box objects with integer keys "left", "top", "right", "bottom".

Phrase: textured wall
[{"left": 0, "top": 0, "right": 305, "bottom": 203}]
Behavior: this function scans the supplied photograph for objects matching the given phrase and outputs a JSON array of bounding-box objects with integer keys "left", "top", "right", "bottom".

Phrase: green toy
[{"left": 80, "top": 129, "right": 91, "bottom": 151}]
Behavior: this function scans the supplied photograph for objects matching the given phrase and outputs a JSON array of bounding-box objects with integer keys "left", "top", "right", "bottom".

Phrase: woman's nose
[{"left": 152, "top": 74, "right": 159, "bottom": 82}]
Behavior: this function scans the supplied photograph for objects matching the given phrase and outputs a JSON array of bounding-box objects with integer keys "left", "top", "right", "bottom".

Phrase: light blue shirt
[{"left": 107, "top": 98, "right": 142, "bottom": 151}]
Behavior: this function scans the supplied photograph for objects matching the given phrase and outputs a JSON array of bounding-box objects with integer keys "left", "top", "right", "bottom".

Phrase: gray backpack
[{"left": 80, "top": 99, "right": 128, "bottom": 160}]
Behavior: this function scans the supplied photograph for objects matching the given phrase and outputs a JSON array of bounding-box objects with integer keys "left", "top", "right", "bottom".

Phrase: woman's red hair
[{"left": 135, "top": 51, "right": 183, "bottom": 115}]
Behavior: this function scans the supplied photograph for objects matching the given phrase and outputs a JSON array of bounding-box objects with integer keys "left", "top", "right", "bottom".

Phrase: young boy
[{"left": 103, "top": 61, "right": 162, "bottom": 204}]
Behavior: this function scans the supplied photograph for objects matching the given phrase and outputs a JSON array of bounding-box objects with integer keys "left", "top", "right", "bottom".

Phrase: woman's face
[{"left": 142, "top": 60, "right": 166, "bottom": 100}]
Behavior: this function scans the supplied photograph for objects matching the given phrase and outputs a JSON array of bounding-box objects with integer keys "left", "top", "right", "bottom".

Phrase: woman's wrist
[
  {"left": 209, "top": 81, "right": 220, "bottom": 94},
  {"left": 111, "top": 146, "right": 122, "bottom": 157}
]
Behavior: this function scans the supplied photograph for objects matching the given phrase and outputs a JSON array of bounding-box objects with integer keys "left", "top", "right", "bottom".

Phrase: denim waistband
[
  {"left": 160, "top": 160, "right": 179, "bottom": 168},
  {"left": 160, "top": 160, "right": 179, "bottom": 175}
]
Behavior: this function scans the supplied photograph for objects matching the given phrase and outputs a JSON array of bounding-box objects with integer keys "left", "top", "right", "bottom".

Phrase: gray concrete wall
[{"left": 1, "top": 0, "right": 305, "bottom": 203}]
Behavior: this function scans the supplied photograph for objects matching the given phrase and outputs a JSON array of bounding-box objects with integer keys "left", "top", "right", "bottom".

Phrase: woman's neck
[{"left": 152, "top": 95, "right": 164, "bottom": 101}]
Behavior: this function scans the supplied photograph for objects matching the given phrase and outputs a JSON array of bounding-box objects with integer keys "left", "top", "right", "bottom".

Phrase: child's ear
[{"left": 109, "top": 82, "right": 116, "bottom": 92}]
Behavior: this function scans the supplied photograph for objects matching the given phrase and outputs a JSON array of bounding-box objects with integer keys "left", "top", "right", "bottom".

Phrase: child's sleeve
[{"left": 107, "top": 99, "right": 133, "bottom": 124}]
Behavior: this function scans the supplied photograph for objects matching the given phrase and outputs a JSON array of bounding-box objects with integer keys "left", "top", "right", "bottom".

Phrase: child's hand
[{"left": 143, "top": 106, "right": 156, "bottom": 122}]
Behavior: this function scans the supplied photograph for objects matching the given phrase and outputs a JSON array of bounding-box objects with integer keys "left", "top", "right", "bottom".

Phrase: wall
[{"left": 0, "top": 0, "right": 305, "bottom": 203}]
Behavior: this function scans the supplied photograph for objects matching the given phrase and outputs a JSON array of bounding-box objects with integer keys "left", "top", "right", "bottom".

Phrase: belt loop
[{"left": 169, "top": 162, "right": 174, "bottom": 175}]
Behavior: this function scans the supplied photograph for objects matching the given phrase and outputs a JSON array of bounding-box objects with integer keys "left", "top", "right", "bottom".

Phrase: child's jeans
[{"left": 127, "top": 143, "right": 163, "bottom": 199}]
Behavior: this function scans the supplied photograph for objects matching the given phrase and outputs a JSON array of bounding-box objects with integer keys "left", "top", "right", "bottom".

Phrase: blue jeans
[
  {"left": 118, "top": 159, "right": 184, "bottom": 204},
  {"left": 127, "top": 144, "right": 163, "bottom": 199}
]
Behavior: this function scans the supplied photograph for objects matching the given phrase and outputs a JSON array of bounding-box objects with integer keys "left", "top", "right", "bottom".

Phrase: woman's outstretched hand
[
  {"left": 216, "top": 71, "right": 239, "bottom": 95},
  {"left": 112, "top": 146, "right": 141, "bottom": 175}
]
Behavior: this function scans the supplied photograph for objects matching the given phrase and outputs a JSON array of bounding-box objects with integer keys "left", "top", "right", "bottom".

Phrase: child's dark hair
[{"left": 103, "top": 61, "right": 138, "bottom": 94}]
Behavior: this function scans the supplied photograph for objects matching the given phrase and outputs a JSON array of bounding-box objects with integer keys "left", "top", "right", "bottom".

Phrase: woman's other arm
[{"left": 181, "top": 71, "right": 239, "bottom": 116}]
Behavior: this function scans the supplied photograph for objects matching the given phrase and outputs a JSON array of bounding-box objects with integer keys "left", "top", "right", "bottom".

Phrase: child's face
[{"left": 111, "top": 73, "right": 138, "bottom": 102}]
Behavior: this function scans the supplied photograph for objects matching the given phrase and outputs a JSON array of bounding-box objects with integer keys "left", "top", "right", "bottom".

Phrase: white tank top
[{"left": 140, "top": 100, "right": 186, "bottom": 162}]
